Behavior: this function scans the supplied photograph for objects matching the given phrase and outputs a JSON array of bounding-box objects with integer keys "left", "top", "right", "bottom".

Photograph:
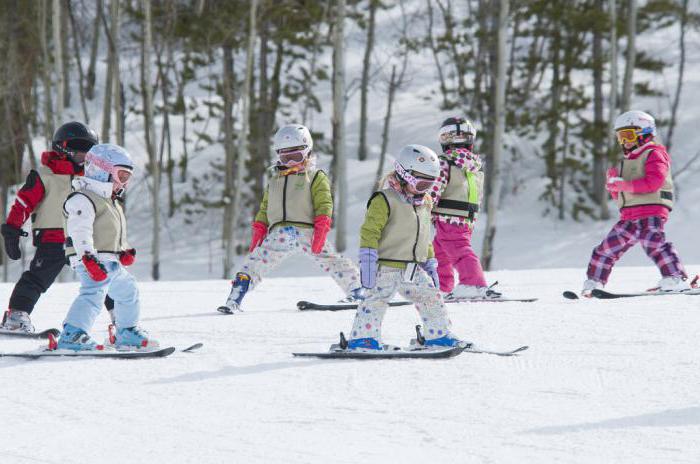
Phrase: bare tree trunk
[
  {"left": 601, "top": 0, "right": 617, "bottom": 221},
  {"left": 111, "top": 0, "right": 123, "bottom": 146},
  {"left": 226, "top": 0, "right": 258, "bottom": 278},
  {"left": 357, "top": 0, "right": 377, "bottom": 161},
  {"left": 86, "top": 0, "right": 101, "bottom": 100},
  {"left": 101, "top": 1, "right": 113, "bottom": 142},
  {"left": 1, "top": 184, "right": 7, "bottom": 282},
  {"left": 621, "top": 0, "right": 636, "bottom": 111},
  {"left": 40, "top": 0, "right": 54, "bottom": 142},
  {"left": 481, "top": 0, "right": 508, "bottom": 271},
  {"left": 221, "top": 43, "right": 235, "bottom": 276},
  {"left": 332, "top": 0, "right": 347, "bottom": 252},
  {"left": 426, "top": 0, "right": 449, "bottom": 109},
  {"left": 60, "top": 0, "right": 70, "bottom": 108},
  {"left": 302, "top": 1, "right": 330, "bottom": 125},
  {"left": 141, "top": 0, "right": 159, "bottom": 280},
  {"left": 374, "top": 65, "right": 397, "bottom": 189},
  {"left": 592, "top": 0, "right": 607, "bottom": 219},
  {"left": 53, "top": 0, "right": 64, "bottom": 123},
  {"left": 666, "top": 0, "right": 688, "bottom": 152},
  {"left": 67, "top": 0, "right": 90, "bottom": 123}
]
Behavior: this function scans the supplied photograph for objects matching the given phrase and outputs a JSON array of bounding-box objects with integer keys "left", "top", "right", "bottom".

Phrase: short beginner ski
[
  {"left": 297, "top": 297, "right": 537, "bottom": 311},
  {"left": 591, "top": 288, "right": 700, "bottom": 299},
  {"left": 293, "top": 345, "right": 464, "bottom": 359},
  {"left": 0, "top": 328, "right": 61, "bottom": 339},
  {"left": 463, "top": 345, "right": 529, "bottom": 356},
  {"left": 293, "top": 329, "right": 527, "bottom": 359},
  {"left": 0, "top": 346, "right": 176, "bottom": 359}
]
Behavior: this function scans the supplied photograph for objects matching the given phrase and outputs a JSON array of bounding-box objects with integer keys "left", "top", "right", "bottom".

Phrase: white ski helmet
[
  {"left": 273, "top": 124, "right": 313, "bottom": 166},
  {"left": 614, "top": 110, "right": 656, "bottom": 137},
  {"left": 395, "top": 143, "right": 440, "bottom": 182},
  {"left": 84, "top": 143, "right": 134, "bottom": 194},
  {"left": 439, "top": 116, "right": 477, "bottom": 150}
]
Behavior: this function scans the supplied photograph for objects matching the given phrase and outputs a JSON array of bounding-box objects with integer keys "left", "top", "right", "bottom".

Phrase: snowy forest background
[{"left": 0, "top": 0, "right": 698, "bottom": 282}]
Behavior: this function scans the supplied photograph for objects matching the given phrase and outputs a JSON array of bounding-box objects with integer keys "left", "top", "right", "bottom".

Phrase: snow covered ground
[{"left": 2, "top": 266, "right": 699, "bottom": 463}]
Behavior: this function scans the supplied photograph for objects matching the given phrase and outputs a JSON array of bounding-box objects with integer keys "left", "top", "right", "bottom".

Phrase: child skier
[
  {"left": 0, "top": 122, "right": 115, "bottom": 334},
  {"left": 582, "top": 110, "right": 688, "bottom": 296},
  {"left": 57, "top": 143, "right": 155, "bottom": 350},
  {"left": 430, "top": 117, "right": 500, "bottom": 300},
  {"left": 343, "top": 144, "right": 464, "bottom": 351},
  {"left": 217, "top": 124, "right": 361, "bottom": 313}
]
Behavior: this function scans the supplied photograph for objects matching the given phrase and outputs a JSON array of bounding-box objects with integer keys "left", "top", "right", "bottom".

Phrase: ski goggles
[
  {"left": 395, "top": 162, "right": 437, "bottom": 193},
  {"left": 276, "top": 146, "right": 310, "bottom": 167},
  {"left": 439, "top": 130, "right": 474, "bottom": 147},
  {"left": 112, "top": 167, "right": 133, "bottom": 193},
  {"left": 616, "top": 128, "right": 641, "bottom": 145}
]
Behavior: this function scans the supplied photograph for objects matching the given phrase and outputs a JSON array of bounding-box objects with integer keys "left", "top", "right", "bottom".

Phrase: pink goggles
[
  {"left": 394, "top": 161, "right": 437, "bottom": 193},
  {"left": 277, "top": 146, "right": 309, "bottom": 167}
]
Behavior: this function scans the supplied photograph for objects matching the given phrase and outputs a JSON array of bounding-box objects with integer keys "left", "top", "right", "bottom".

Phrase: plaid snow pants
[
  {"left": 587, "top": 216, "right": 686, "bottom": 284},
  {"left": 349, "top": 267, "right": 453, "bottom": 343},
  {"left": 240, "top": 225, "right": 360, "bottom": 296}
]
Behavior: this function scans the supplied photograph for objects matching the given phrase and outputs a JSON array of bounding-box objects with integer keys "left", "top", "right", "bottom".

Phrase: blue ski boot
[
  {"left": 329, "top": 332, "right": 383, "bottom": 352},
  {"left": 57, "top": 323, "right": 99, "bottom": 351},
  {"left": 115, "top": 326, "right": 158, "bottom": 349},
  {"left": 412, "top": 325, "right": 469, "bottom": 350},
  {"left": 346, "top": 337, "right": 382, "bottom": 351},
  {"left": 217, "top": 272, "right": 251, "bottom": 314}
]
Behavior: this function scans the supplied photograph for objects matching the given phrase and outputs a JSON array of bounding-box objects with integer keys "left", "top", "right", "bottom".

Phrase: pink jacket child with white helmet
[
  {"left": 430, "top": 117, "right": 500, "bottom": 300},
  {"left": 582, "top": 110, "right": 690, "bottom": 297}
]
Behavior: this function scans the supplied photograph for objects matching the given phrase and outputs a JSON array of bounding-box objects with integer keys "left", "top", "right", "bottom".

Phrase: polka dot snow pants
[
  {"left": 350, "top": 267, "right": 453, "bottom": 343},
  {"left": 240, "top": 225, "right": 360, "bottom": 296}
]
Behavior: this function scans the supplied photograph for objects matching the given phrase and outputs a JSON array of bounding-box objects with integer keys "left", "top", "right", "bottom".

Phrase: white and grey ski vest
[
  {"left": 432, "top": 162, "right": 484, "bottom": 219},
  {"left": 266, "top": 169, "right": 323, "bottom": 228},
  {"left": 616, "top": 148, "right": 674, "bottom": 211},
  {"left": 374, "top": 188, "right": 432, "bottom": 264},
  {"left": 63, "top": 190, "right": 129, "bottom": 258}
]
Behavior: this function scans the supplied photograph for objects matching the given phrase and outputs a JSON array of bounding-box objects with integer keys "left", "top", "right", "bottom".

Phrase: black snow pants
[{"left": 8, "top": 243, "right": 114, "bottom": 314}]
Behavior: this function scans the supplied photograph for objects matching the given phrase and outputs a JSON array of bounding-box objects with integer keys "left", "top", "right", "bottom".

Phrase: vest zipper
[
  {"left": 412, "top": 205, "right": 420, "bottom": 262},
  {"left": 112, "top": 198, "right": 124, "bottom": 250},
  {"left": 282, "top": 176, "right": 289, "bottom": 222}
]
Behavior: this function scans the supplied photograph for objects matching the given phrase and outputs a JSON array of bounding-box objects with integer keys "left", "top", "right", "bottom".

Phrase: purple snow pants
[
  {"left": 433, "top": 221, "right": 487, "bottom": 293},
  {"left": 587, "top": 216, "right": 686, "bottom": 284}
]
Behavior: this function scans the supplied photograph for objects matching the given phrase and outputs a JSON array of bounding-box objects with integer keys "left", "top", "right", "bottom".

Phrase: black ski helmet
[
  {"left": 52, "top": 121, "right": 99, "bottom": 156},
  {"left": 438, "top": 116, "right": 476, "bottom": 152}
]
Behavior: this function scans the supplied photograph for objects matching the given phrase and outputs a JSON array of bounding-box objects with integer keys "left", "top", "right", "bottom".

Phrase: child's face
[{"left": 72, "top": 151, "right": 88, "bottom": 164}]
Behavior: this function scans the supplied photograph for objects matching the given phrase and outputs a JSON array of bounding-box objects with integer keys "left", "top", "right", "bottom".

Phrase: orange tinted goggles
[{"left": 616, "top": 128, "right": 639, "bottom": 145}]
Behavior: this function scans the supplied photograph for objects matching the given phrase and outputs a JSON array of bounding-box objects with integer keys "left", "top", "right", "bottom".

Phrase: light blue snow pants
[{"left": 64, "top": 261, "right": 140, "bottom": 332}]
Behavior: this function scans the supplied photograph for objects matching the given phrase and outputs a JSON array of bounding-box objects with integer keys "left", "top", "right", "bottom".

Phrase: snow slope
[{"left": 1, "top": 267, "right": 699, "bottom": 463}]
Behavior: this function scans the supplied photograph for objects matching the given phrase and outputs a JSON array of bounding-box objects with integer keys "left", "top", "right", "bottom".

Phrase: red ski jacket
[{"left": 6, "top": 152, "right": 83, "bottom": 245}]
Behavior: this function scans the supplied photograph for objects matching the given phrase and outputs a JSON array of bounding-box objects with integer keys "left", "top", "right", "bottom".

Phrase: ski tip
[
  {"left": 562, "top": 291, "right": 579, "bottom": 300},
  {"left": 182, "top": 343, "right": 203, "bottom": 353},
  {"left": 45, "top": 328, "right": 61, "bottom": 338}
]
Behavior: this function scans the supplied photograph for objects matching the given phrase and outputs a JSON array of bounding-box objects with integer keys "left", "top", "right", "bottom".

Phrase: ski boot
[
  {"left": 330, "top": 332, "right": 382, "bottom": 352},
  {"left": 115, "top": 326, "right": 158, "bottom": 350},
  {"left": 57, "top": 323, "right": 100, "bottom": 351},
  {"left": 217, "top": 273, "right": 251, "bottom": 314},
  {"left": 447, "top": 282, "right": 502, "bottom": 301},
  {"left": 0, "top": 310, "right": 35, "bottom": 334},
  {"left": 337, "top": 287, "right": 365, "bottom": 304},
  {"left": 581, "top": 279, "right": 603, "bottom": 298},
  {"left": 658, "top": 276, "right": 690, "bottom": 292},
  {"left": 410, "top": 325, "right": 470, "bottom": 350}
]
